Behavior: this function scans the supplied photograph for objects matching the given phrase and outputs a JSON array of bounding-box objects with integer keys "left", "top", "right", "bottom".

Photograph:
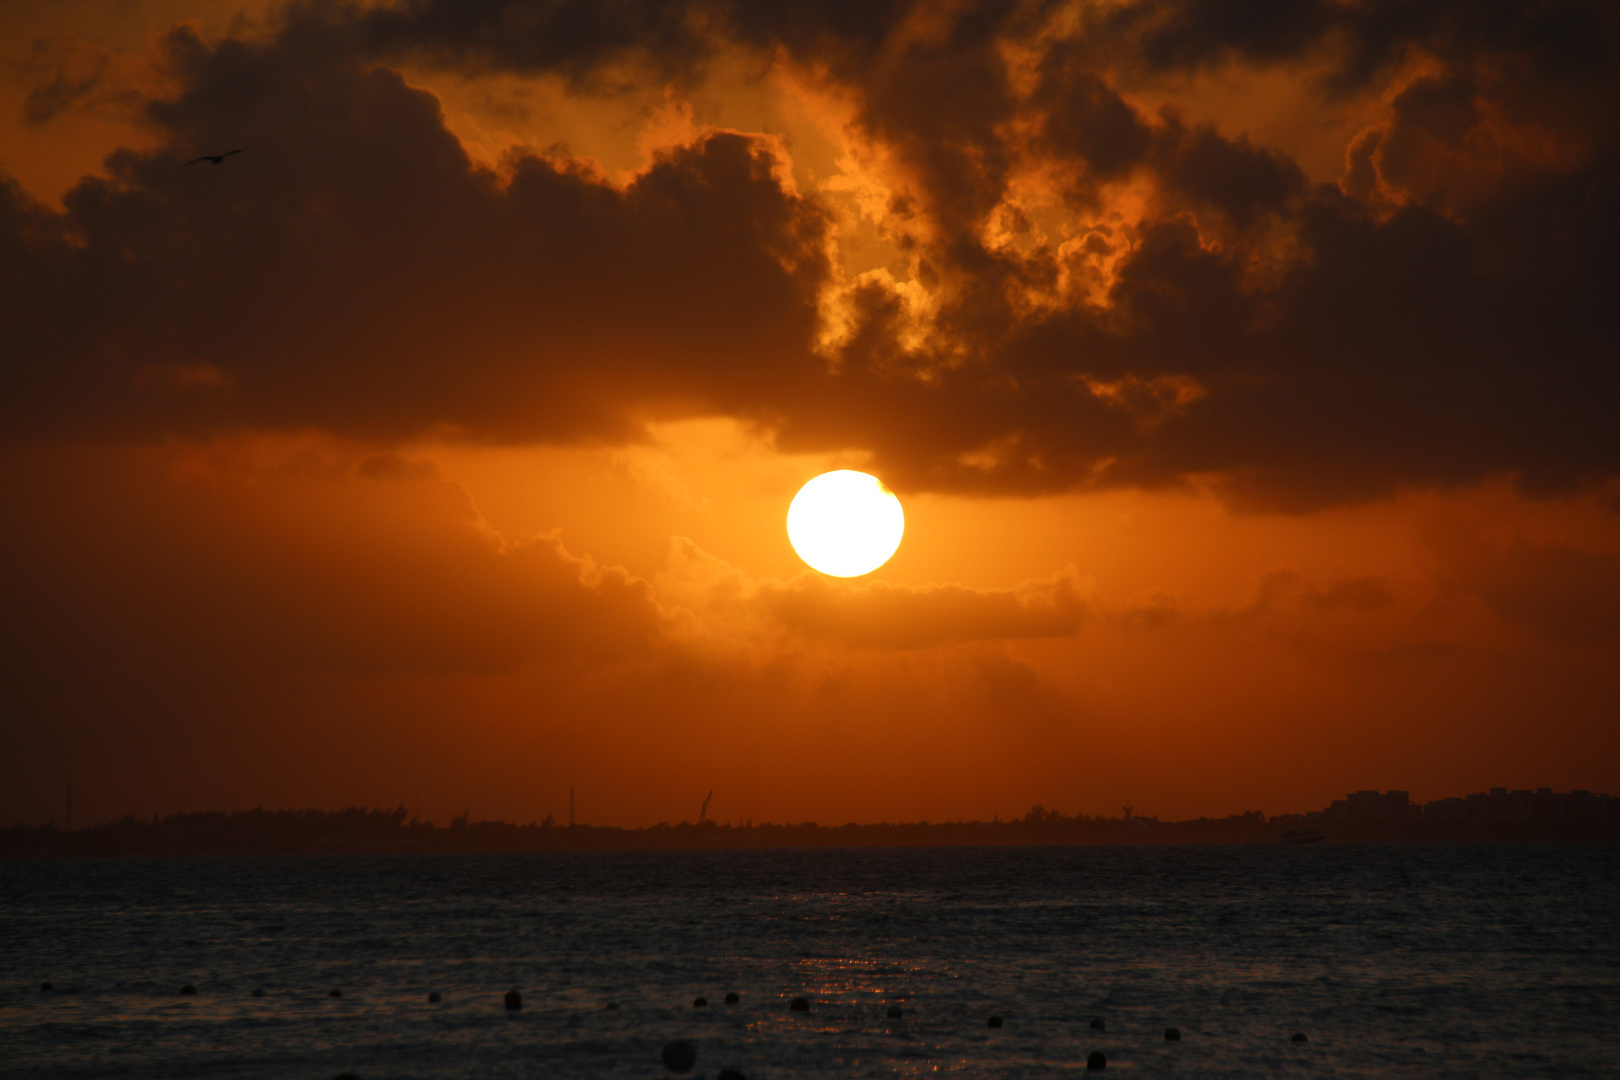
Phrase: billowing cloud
[{"left": 0, "top": 0, "right": 1614, "bottom": 508}]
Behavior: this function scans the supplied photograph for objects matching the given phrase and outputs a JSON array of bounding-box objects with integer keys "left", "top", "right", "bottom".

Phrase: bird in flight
[{"left": 185, "top": 148, "right": 250, "bottom": 166}]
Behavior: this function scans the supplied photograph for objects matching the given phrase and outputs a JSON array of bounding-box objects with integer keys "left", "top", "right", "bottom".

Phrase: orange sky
[{"left": 3, "top": 0, "right": 1618, "bottom": 827}]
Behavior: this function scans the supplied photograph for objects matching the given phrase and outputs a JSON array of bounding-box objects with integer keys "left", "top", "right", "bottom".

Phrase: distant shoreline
[{"left": 5, "top": 804, "right": 1617, "bottom": 859}]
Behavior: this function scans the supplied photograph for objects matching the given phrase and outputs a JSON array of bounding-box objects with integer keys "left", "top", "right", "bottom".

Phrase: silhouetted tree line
[{"left": 2, "top": 798, "right": 1615, "bottom": 858}]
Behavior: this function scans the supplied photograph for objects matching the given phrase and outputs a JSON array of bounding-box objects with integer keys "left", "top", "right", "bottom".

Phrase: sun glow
[{"left": 786, "top": 470, "right": 905, "bottom": 577}]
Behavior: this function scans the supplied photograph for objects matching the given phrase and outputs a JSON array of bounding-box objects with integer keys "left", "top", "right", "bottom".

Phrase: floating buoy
[
  {"left": 1089, "top": 1017, "right": 1105, "bottom": 1030},
  {"left": 1087, "top": 1050, "right": 1107, "bottom": 1071},
  {"left": 724, "top": 992, "right": 739, "bottom": 1004},
  {"left": 988, "top": 1015, "right": 1003, "bottom": 1029},
  {"left": 790, "top": 997, "right": 809, "bottom": 1012},
  {"left": 604, "top": 1001, "right": 619, "bottom": 1010},
  {"left": 661, "top": 1039, "right": 697, "bottom": 1073},
  {"left": 251, "top": 987, "right": 265, "bottom": 998},
  {"left": 428, "top": 992, "right": 440, "bottom": 1003},
  {"left": 887, "top": 1006, "right": 903, "bottom": 1018},
  {"left": 329, "top": 989, "right": 342, "bottom": 999},
  {"left": 504, "top": 990, "right": 522, "bottom": 1011},
  {"left": 1165, "top": 1027, "right": 1180, "bottom": 1041},
  {"left": 40, "top": 982, "right": 53, "bottom": 992},
  {"left": 693, "top": 996, "right": 708, "bottom": 1008},
  {"left": 181, "top": 984, "right": 197, "bottom": 996},
  {"left": 1292, "top": 1032, "right": 1308, "bottom": 1043}
]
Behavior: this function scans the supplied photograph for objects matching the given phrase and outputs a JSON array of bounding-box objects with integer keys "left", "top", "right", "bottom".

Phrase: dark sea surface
[{"left": 2, "top": 844, "right": 1617, "bottom": 1079}]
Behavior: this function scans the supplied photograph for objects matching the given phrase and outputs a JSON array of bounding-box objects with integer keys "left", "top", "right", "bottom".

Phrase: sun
[{"left": 787, "top": 470, "right": 905, "bottom": 577}]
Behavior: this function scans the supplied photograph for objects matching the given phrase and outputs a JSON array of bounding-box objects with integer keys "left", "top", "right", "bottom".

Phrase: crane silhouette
[{"left": 185, "top": 148, "right": 249, "bottom": 166}]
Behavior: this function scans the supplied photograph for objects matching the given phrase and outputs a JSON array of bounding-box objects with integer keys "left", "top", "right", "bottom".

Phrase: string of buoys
[{"left": 28, "top": 979, "right": 1315, "bottom": 1074}]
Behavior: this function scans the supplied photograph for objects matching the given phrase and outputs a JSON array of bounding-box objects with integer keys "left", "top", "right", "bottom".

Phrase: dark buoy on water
[
  {"left": 724, "top": 992, "right": 739, "bottom": 1004},
  {"left": 1089, "top": 1017, "right": 1105, "bottom": 1030},
  {"left": 40, "top": 982, "right": 53, "bottom": 992},
  {"left": 181, "top": 984, "right": 197, "bottom": 996},
  {"left": 1165, "top": 1027, "right": 1180, "bottom": 1041},
  {"left": 1292, "top": 1031, "right": 1308, "bottom": 1043},
  {"left": 988, "top": 1015, "right": 1003, "bottom": 1029},
  {"left": 329, "top": 989, "right": 343, "bottom": 999},
  {"left": 693, "top": 996, "right": 708, "bottom": 1008},
  {"left": 604, "top": 1001, "right": 619, "bottom": 1010},
  {"left": 504, "top": 990, "right": 523, "bottom": 1011},
  {"left": 1087, "top": 1050, "right": 1107, "bottom": 1071},
  {"left": 428, "top": 992, "right": 441, "bottom": 1003},
  {"left": 887, "top": 1005, "right": 903, "bottom": 1018},
  {"left": 661, "top": 1039, "right": 698, "bottom": 1073},
  {"left": 790, "top": 997, "right": 809, "bottom": 1012}
]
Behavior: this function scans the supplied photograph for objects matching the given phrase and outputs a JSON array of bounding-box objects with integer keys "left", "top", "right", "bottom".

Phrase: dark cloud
[
  {"left": 2, "top": 21, "right": 830, "bottom": 443},
  {"left": 1424, "top": 521, "right": 1620, "bottom": 645},
  {"left": 1084, "top": 0, "right": 1615, "bottom": 90},
  {"left": 0, "top": 446, "right": 665, "bottom": 681},
  {"left": 764, "top": 569, "right": 1090, "bottom": 649},
  {"left": 1, "top": 0, "right": 1618, "bottom": 509}
]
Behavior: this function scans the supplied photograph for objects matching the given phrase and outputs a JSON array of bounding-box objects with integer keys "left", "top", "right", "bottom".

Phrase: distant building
[
  {"left": 1314, "top": 790, "right": 1420, "bottom": 825},
  {"left": 1423, "top": 787, "right": 1620, "bottom": 828}
]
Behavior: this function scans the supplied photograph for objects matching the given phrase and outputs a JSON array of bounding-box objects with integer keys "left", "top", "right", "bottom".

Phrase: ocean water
[{"left": 1, "top": 844, "right": 1616, "bottom": 1079}]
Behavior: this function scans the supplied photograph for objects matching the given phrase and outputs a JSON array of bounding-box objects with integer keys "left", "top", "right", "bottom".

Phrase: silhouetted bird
[
  {"left": 604, "top": 1001, "right": 619, "bottom": 1010},
  {"left": 988, "top": 1015, "right": 1003, "bottom": 1029},
  {"left": 39, "top": 982, "right": 53, "bottom": 992},
  {"left": 428, "top": 992, "right": 441, "bottom": 1003},
  {"left": 887, "top": 1005, "right": 903, "bottom": 1018},
  {"left": 251, "top": 987, "right": 265, "bottom": 998},
  {"left": 717, "top": 1071, "right": 747, "bottom": 1080},
  {"left": 329, "top": 989, "right": 342, "bottom": 999},
  {"left": 693, "top": 996, "right": 708, "bottom": 1007},
  {"left": 186, "top": 149, "right": 249, "bottom": 165},
  {"left": 1089, "top": 1017, "right": 1105, "bottom": 1030},
  {"left": 790, "top": 997, "right": 810, "bottom": 1012},
  {"left": 1165, "top": 1027, "right": 1181, "bottom": 1041},
  {"left": 724, "top": 992, "right": 739, "bottom": 1004},
  {"left": 504, "top": 990, "right": 522, "bottom": 1010},
  {"left": 180, "top": 984, "right": 197, "bottom": 995},
  {"left": 1087, "top": 1050, "right": 1107, "bottom": 1071},
  {"left": 1292, "top": 1031, "right": 1309, "bottom": 1043}
]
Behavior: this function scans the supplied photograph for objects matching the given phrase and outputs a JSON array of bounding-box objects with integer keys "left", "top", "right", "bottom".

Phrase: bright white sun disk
[{"left": 787, "top": 470, "right": 904, "bottom": 577}]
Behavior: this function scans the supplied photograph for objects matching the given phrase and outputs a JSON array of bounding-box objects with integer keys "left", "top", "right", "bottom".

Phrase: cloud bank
[{"left": 0, "top": 0, "right": 1615, "bottom": 508}]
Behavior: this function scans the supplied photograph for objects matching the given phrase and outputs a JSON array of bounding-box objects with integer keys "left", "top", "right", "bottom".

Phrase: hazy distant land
[{"left": 4, "top": 788, "right": 1616, "bottom": 858}]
